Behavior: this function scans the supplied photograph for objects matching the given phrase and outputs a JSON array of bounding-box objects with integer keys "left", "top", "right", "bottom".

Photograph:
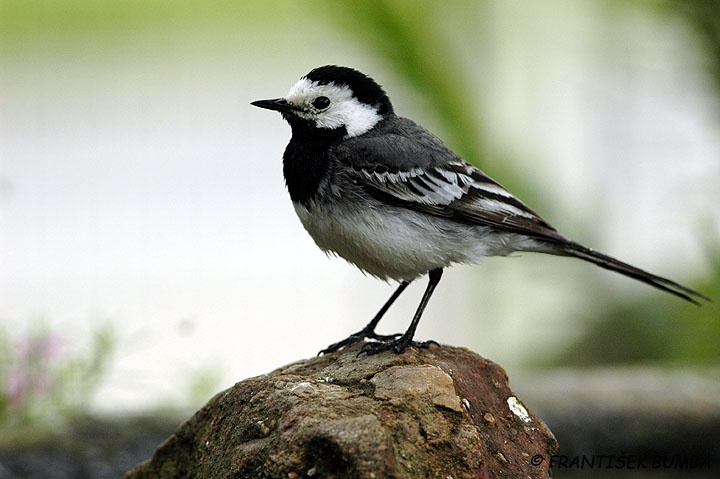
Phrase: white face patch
[{"left": 285, "top": 78, "right": 382, "bottom": 137}]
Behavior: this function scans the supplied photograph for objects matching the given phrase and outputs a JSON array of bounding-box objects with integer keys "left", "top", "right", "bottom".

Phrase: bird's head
[{"left": 252, "top": 65, "right": 393, "bottom": 138}]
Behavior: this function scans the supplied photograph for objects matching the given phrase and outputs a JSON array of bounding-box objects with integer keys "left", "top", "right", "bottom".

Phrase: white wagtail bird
[{"left": 252, "top": 65, "right": 708, "bottom": 355}]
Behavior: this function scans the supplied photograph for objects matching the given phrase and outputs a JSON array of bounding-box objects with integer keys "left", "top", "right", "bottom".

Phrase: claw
[
  {"left": 318, "top": 330, "right": 401, "bottom": 355},
  {"left": 359, "top": 337, "right": 438, "bottom": 356}
]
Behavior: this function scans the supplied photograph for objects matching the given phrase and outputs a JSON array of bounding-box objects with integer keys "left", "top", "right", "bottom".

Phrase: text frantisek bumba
[{"left": 530, "top": 453, "right": 711, "bottom": 470}]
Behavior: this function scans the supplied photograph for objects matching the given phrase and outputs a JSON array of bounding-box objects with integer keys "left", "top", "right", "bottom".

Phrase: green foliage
[
  {"left": 0, "top": 0, "right": 240, "bottom": 36},
  {"left": 319, "top": 1, "right": 483, "bottom": 162},
  {"left": 0, "top": 321, "right": 115, "bottom": 430},
  {"left": 659, "top": 0, "right": 720, "bottom": 96},
  {"left": 185, "top": 365, "right": 223, "bottom": 407},
  {"left": 546, "top": 251, "right": 720, "bottom": 366}
]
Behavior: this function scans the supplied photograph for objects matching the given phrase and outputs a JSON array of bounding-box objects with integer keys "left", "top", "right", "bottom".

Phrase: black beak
[{"left": 251, "top": 98, "right": 295, "bottom": 113}]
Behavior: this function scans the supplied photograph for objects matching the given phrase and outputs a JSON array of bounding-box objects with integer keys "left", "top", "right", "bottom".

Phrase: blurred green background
[{"left": 1, "top": 0, "right": 718, "bottom": 429}]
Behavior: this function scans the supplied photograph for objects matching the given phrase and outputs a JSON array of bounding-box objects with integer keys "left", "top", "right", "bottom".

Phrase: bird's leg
[
  {"left": 361, "top": 268, "right": 443, "bottom": 355},
  {"left": 318, "top": 280, "right": 411, "bottom": 355}
]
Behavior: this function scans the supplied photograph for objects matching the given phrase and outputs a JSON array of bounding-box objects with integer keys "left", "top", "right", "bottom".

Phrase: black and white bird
[{"left": 252, "top": 65, "right": 708, "bottom": 355}]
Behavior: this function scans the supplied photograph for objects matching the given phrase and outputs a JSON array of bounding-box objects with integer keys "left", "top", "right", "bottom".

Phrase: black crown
[{"left": 305, "top": 65, "right": 394, "bottom": 115}]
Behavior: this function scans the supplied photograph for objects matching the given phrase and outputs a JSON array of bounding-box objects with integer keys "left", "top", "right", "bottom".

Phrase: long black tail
[{"left": 560, "top": 242, "right": 710, "bottom": 305}]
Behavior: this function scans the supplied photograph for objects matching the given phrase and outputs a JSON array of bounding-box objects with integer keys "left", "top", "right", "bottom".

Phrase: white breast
[{"left": 293, "top": 199, "right": 542, "bottom": 281}]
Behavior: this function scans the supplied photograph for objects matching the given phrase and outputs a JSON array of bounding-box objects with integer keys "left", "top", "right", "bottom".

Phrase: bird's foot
[
  {"left": 359, "top": 336, "right": 439, "bottom": 356},
  {"left": 319, "top": 329, "right": 401, "bottom": 355}
]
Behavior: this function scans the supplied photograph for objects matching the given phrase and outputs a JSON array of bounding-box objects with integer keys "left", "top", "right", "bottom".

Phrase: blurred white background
[{"left": 1, "top": 1, "right": 717, "bottom": 412}]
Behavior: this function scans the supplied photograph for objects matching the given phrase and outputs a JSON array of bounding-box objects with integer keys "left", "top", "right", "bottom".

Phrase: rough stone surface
[{"left": 124, "top": 343, "right": 557, "bottom": 479}]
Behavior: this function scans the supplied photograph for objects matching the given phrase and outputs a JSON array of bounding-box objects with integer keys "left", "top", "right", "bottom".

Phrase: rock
[{"left": 124, "top": 343, "right": 557, "bottom": 479}]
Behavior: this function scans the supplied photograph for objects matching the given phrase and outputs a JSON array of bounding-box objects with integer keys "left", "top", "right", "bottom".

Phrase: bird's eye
[{"left": 312, "top": 96, "right": 331, "bottom": 110}]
